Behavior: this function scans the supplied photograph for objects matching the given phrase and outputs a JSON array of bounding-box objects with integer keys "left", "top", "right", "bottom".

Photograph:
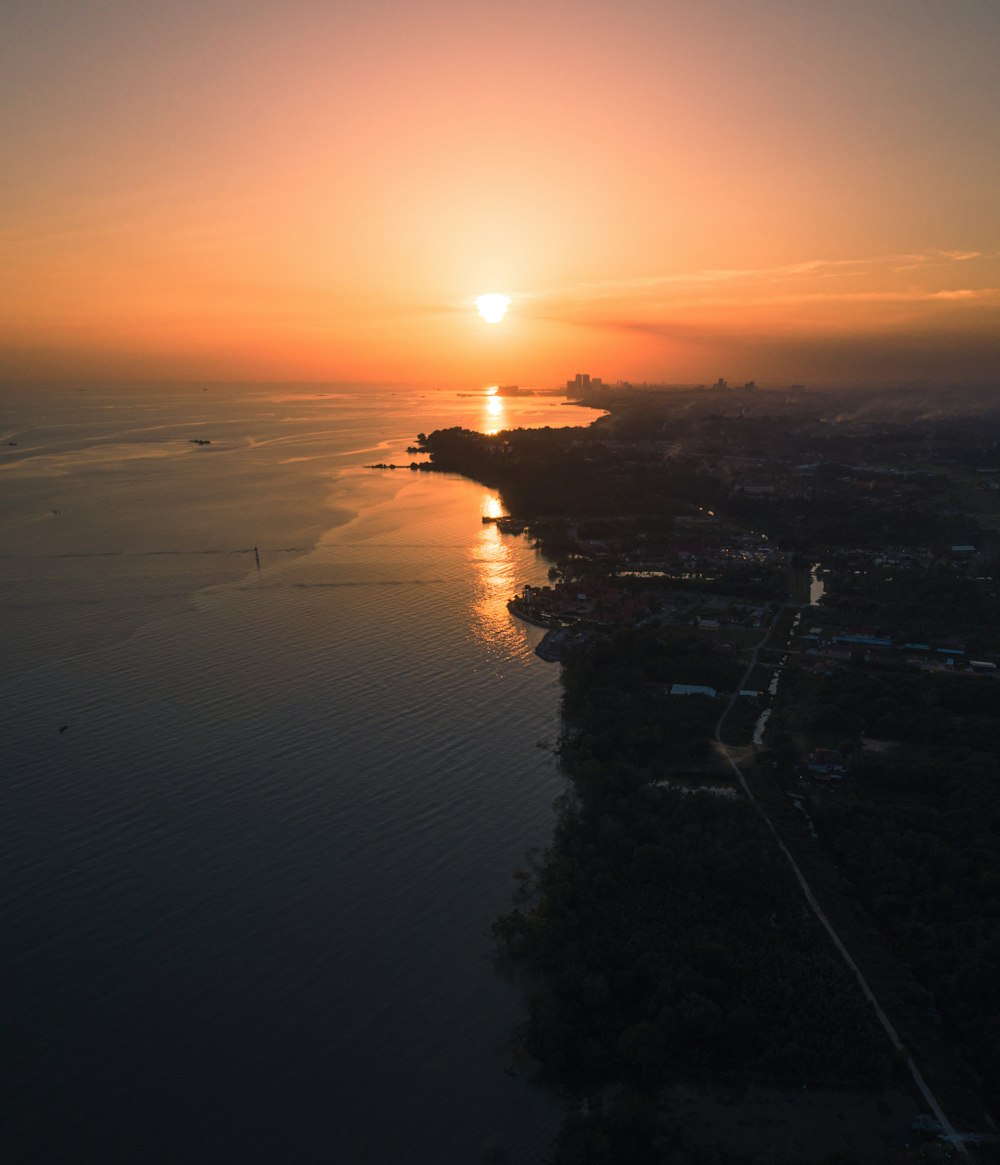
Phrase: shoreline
[{"left": 506, "top": 597, "right": 557, "bottom": 630}]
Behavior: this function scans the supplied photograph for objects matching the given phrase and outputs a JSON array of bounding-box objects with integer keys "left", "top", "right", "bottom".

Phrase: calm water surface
[{"left": 0, "top": 385, "right": 599, "bottom": 1163}]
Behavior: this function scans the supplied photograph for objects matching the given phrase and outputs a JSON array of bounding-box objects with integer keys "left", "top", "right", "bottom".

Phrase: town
[{"left": 415, "top": 381, "right": 1000, "bottom": 1162}]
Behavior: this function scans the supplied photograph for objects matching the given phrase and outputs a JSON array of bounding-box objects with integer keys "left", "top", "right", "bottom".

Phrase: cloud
[
  {"left": 522, "top": 249, "right": 998, "bottom": 308},
  {"left": 523, "top": 270, "right": 1000, "bottom": 384},
  {"left": 691, "top": 288, "right": 999, "bottom": 307},
  {"left": 925, "top": 288, "right": 995, "bottom": 300}
]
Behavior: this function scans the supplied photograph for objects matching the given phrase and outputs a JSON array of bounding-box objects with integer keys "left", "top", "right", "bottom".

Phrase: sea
[{"left": 0, "top": 384, "right": 601, "bottom": 1164}]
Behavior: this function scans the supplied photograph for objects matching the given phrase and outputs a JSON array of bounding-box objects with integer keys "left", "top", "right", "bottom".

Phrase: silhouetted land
[{"left": 414, "top": 384, "right": 1000, "bottom": 1162}]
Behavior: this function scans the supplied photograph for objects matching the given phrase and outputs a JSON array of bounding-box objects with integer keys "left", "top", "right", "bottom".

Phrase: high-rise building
[{"left": 566, "top": 373, "right": 598, "bottom": 393}]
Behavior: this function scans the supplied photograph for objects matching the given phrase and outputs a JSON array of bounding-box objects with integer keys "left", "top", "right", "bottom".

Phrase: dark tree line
[{"left": 495, "top": 633, "right": 898, "bottom": 1163}]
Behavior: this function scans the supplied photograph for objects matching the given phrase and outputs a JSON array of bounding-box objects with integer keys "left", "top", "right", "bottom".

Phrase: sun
[{"left": 475, "top": 293, "right": 511, "bottom": 324}]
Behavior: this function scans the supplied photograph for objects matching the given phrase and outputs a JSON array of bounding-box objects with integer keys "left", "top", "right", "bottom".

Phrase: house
[
  {"left": 804, "top": 749, "right": 846, "bottom": 780},
  {"left": 670, "top": 683, "right": 717, "bottom": 698}
]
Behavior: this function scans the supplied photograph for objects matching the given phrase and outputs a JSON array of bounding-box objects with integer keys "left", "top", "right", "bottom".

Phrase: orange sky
[{"left": 2, "top": 0, "right": 998, "bottom": 387}]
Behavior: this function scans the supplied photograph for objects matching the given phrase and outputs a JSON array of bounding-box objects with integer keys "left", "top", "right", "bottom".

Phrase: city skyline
[{"left": 2, "top": 0, "right": 998, "bottom": 387}]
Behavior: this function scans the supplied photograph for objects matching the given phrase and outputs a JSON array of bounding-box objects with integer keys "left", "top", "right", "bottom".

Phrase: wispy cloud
[
  {"left": 519, "top": 249, "right": 997, "bottom": 307},
  {"left": 682, "top": 288, "right": 999, "bottom": 308}
]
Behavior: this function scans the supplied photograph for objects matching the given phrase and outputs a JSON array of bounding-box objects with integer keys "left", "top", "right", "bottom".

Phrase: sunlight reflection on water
[
  {"left": 471, "top": 518, "right": 520, "bottom": 649},
  {"left": 481, "top": 492, "right": 503, "bottom": 520},
  {"left": 484, "top": 394, "right": 505, "bottom": 434}
]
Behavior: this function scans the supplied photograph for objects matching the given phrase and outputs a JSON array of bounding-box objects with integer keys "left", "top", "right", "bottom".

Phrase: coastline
[
  {"left": 506, "top": 596, "right": 557, "bottom": 630},
  {"left": 422, "top": 418, "right": 957, "bottom": 1163}
]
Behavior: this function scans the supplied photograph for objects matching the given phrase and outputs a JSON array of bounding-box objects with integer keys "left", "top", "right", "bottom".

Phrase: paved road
[{"left": 713, "top": 607, "right": 974, "bottom": 1158}]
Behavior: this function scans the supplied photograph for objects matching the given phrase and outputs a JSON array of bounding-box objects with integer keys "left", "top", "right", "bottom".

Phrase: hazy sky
[{"left": 2, "top": 0, "right": 998, "bottom": 386}]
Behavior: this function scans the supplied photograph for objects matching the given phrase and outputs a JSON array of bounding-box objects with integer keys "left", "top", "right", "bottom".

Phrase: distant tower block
[
  {"left": 566, "top": 372, "right": 601, "bottom": 393},
  {"left": 714, "top": 377, "right": 728, "bottom": 390}
]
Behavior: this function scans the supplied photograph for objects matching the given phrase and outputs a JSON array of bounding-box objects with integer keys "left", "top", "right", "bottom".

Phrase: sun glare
[
  {"left": 482, "top": 493, "right": 503, "bottom": 520},
  {"left": 475, "top": 293, "right": 511, "bottom": 324}
]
